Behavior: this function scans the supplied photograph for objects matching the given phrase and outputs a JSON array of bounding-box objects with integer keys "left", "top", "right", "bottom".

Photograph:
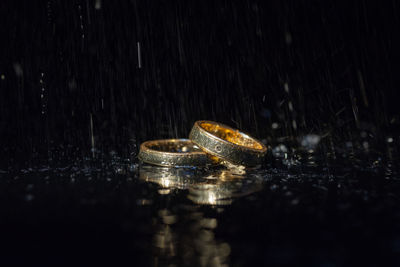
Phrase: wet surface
[{"left": 1, "top": 141, "right": 400, "bottom": 266}]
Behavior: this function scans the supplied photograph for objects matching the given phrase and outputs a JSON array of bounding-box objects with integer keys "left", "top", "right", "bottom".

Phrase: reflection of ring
[
  {"left": 188, "top": 170, "right": 262, "bottom": 205},
  {"left": 138, "top": 139, "right": 211, "bottom": 167},
  {"left": 189, "top": 121, "right": 267, "bottom": 166},
  {"left": 139, "top": 165, "right": 205, "bottom": 190}
]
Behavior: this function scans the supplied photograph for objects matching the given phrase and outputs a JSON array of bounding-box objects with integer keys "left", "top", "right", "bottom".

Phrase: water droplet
[
  {"left": 137, "top": 42, "right": 142, "bottom": 68},
  {"left": 95, "top": 0, "right": 101, "bottom": 10},
  {"left": 285, "top": 32, "right": 292, "bottom": 45},
  {"left": 25, "top": 194, "right": 35, "bottom": 202},
  {"left": 284, "top": 83, "right": 289, "bottom": 93},
  {"left": 272, "top": 144, "right": 288, "bottom": 157},
  {"left": 300, "top": 134, "right": 321, "bottom": 150},
  {"left": 291, "top": 198, "right": 299, "bottom": 205},
  {"left": 346, "top": 141, "right": 353, "bottom": 148},
  {"left": 292, "top": 120, "right": 297, "bottom": 129},
  {"left": 13, "top": 63, "right": 23, "bottom": 77},
  {"left": 288, "top": 101, "right": 293, "bottom": 111},
  {"left": 363, "top": 141, "right": 369, "bottom": 150}
]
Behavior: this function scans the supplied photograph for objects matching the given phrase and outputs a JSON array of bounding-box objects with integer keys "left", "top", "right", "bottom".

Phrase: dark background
[
  {"left": 1, "top": 0, "right": 399, "bottom": 162},
  {"left": 1, "top": 1, "right": 400, "bottom": 266}
]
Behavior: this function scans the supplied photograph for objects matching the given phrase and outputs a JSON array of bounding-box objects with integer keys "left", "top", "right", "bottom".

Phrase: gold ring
[
  {"left": 189, "top": 120, "right": 267, "bottom": 166},
  {"left": 138, "top": 139, "right": 212, "bottom": 167}
]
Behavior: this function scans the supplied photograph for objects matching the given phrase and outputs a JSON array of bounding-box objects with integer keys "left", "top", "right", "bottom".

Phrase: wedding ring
[
  {"left": 189, "top": 120, "right": 267, "bottom": 166},
  {"left": 138, "top": 139, "right": 212, "bottom": 167}
]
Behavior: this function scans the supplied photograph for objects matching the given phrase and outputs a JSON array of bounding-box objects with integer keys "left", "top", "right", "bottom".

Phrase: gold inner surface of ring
[
  {"left": 199, "top": 122, "right": 264, "bottom": 150},
  {"left": 145, "top": 140, "right": 203, "bottom": 153}
]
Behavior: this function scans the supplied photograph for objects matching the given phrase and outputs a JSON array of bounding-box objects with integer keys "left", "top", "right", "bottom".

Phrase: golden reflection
[
  {"left": 139, "top": 165, "right": 206, "bottom": 192},
  {"left": 140, "top": 165, "right": 263, "bottom": 266},
  {"left": 139, "top": 165, "right": 263, "bottom": 205},
  {"left": 153, "top": 206, "right": 231, "bottom": 266},
  {"left": 200, "top": 122, "right": 264, "bottom": 150},
  {"left": 188, "top": 169, "right": 263, "bottom": 205},
  {"left": 153, "top": 209, "right": 177, "bottom": 262}
]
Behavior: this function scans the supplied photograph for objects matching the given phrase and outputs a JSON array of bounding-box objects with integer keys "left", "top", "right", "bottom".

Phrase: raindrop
[
  {"left": 25, "top": 194, "right": 35, "bottom": 202},
  {"left": 363, "top": 141, "right": 369, "bottom": 150},
  {"left": 270, "top": 184, "right": 278, "bottom": 190},
  {"left": 68, "top": 78, "right": 77, "bottom": 90},
  {"left": 285, "top": 32, "right": 292, "bottom": 45},
  {"left": 272, "top": 144, "right": 288, "bottom": 157},
  {"left": 95, "top": 0, "right": 101, "bottom": 10},
  {"left": 300, "top": 134, "right": 321, "bottom": 150},
  {"left": 292, "top": 120, "right": 297, "bottom": 130},
  {"left": 40, "top": 73, "right": 47, "bottom": 115},
  {"left": 288, "top": 101, "right": 293, "bottom": 111},
  {"left": 137, "top": 42, "right": 142, "bottom": 68},
  {"left": 13, "top": 63, "right": 23, "bottom": 77},
  {"left": 46, "top": 0, "right": 53, "bottom": 24},
  {"left": 78, "top": 4, "right": 85, "bottom": 40},
  {"left": 346, "top": 141, "right": 353, "bottom": 148},
  {"left": 90, "top": 113, "right": 95, "bottom": 158},
  {"left": 291, "top": 198, "right": 299, "bottom": 205},
  {"left": 284, "top": 82, "right": 289, "bottom": 93}
]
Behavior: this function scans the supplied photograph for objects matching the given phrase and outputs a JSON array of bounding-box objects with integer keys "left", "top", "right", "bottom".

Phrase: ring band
[
  {"left": 138, "top": 139, "right": 212, "bottom": 167},
  {"left": 189, "top": 120, "right": 267, "bottom": 166}
]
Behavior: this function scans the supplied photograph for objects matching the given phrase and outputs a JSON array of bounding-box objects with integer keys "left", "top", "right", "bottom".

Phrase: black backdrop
[
  {"left": 1, "top": 2, "right": 400, "bottom": 266},
  {"left": 1, "top": 0, "right": 399, "bottom": 161}
]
